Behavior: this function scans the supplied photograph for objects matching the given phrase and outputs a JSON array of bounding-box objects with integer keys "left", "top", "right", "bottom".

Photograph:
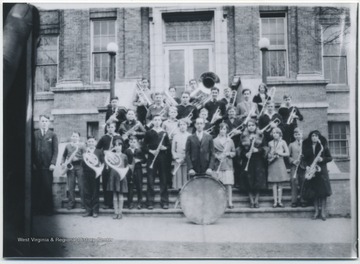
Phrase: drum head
[{"left": 180, "top": 176, "right": 227, "bottom": 225}]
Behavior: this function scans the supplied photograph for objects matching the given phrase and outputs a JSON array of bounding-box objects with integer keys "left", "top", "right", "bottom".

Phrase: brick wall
[
  {"left": 297, "top": 7, "right": 322, "bottom": 75},
  {"left": 233, "top": 6, "right": 261, "bottom": 76}
]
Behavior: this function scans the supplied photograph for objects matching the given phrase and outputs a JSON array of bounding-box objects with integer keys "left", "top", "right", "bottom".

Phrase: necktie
[{"left": 42, "top": 129, "right": 45, "bottom": 136}]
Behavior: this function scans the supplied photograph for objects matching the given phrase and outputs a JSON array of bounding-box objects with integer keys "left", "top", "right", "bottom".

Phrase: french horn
[
  {"left": 83, "top": 152, "right": 104, "bottom": 178},
  {"left": 104, "top": 150, "right": 129, "bottom": 181}
]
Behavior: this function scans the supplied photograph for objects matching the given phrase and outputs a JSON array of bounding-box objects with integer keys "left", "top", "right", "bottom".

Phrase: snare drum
[{"left": 180, "top": 175, "right": 227, "bottom": 225}]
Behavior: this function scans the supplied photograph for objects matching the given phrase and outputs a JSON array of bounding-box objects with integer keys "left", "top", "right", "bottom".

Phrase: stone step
[
  {"left": 61, "top": 195, "right": 302, "bottom": 209},
  {"left": 55, "top": 206, "right": 315, "bottom": 218}
]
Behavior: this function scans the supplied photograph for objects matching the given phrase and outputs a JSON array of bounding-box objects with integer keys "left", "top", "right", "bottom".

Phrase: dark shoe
[
  {"left": 113, "top": 214, "right": 118, "bottom": 219},
  {"left": 92, "top": 213, "right": 98, "bottom": 218},
  {"left": 301, "top": 203, "right": 307, "bottom": 208},
  {"left": 321, "top": 215, "right": 327, "bottom": 221},
  {"left": 137, "top": 204, "right": 142, "bottom": 210},
  {"left": 67, "top": 205, "right": 74, "bottom": 210},
  {"left": 82, "top": 213, "right": 92, "bottom": 217},
  {"left": 228, "top": 205, "right": 234, "bottom": 209},
  {"left": 162, "top": 205, "right": 169, "bottom": 210},
  {"left": 273, "top": 203, "right": 278, "bottom": 208},
  {"left": 118, "top": 214, "right": 123, "bottom": 219},
  {"left": 103, "top": 205, "right": 110, "bottom": 209},
  {"left": 250, "top": 203, "right": 255, "bottom": 208},
  {"left": 278, "top": 203, "right": 284, "bottom": 208},
  {"left": 254, "top": 202, "right": 259, "bottom": 208},
  {"left": 147, "top": 205, "right": 154, "bottom": 210},
  {"left": 291, "top": 203, "right": 297, "bottom": 208},
  {"left": 128, "top": 203, "right": 134, "bottom": 209}
]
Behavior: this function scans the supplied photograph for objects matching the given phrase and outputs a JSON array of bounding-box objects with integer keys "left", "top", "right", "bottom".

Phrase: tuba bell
[
  {"left": 83, "top": 152, "right": 104, "bottom": 178},
  {"left": 199, "top": 71, "right": 220, "bottom": 89}
]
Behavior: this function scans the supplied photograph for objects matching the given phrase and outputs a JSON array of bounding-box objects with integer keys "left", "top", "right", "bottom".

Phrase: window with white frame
[
  {"left": 322, "top": 25, "right": 348, "bottom": 85},
  {"left": 260, "top": 13, "right": 287, "bottom": 77},
  {"left": 35, "top": 35, "right": 58, "bottom": 92},
  {"left": 92, "top": 20, "right": 116, "bottom": 82},
  {"left": 328, "top": 122, "right": 349, "bottom": 158}
]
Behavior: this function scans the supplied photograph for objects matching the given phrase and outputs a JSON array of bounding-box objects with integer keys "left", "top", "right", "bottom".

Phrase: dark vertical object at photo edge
[{"left": 3, "top": 3, "right": 39, "bottom": 257}]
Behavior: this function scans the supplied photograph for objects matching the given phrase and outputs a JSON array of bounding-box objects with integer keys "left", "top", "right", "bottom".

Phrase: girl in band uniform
[
  {"left": 171, "top": 119, "right": 191, "bottom": 190},
  {"left": 213, "top": 123, "right": 236, "bottom": 209},
  {"left": 267, "top": 127, "right": 290, "bottom": 208},
  {"left": 239, "top": 119, "right": 267, "bottom": 208}
]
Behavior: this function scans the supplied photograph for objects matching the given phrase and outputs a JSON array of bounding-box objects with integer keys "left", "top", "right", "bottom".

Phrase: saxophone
[
  {"left": 61, "top": 144, "right": 79, "bottom": 175},
  {"left": 305, "top": 140, "right": 324, "bottom": 180}
]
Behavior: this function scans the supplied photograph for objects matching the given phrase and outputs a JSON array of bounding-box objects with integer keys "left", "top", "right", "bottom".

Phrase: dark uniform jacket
[{"left": 34, "top": 129, "right": 59, "bottom": 169}]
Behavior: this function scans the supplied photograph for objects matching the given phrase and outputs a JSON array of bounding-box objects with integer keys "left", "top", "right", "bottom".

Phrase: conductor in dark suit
[
  {"left": 186, "top": 118, "right": 215, "bottom": 176},
  {"left": 33, "top": 114, "right": 58, "bottom": 215}
]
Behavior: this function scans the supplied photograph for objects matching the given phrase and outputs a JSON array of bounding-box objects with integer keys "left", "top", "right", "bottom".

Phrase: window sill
[
  {"left": 326, "top": 84, "right": 349, "bottom": 92},
  {"left": 34, "top": 92, "right": 54, "bottom": 101}
]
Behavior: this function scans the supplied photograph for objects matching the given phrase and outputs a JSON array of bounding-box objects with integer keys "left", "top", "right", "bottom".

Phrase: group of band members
[{"left": 34, "top": 80, "right": 333, "bottom": 221}]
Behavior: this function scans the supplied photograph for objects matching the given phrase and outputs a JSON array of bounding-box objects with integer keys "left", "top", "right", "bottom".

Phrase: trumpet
[
  {"left": 258, "top": 86, "right": 276, "bottom": 117},
  {"left": 83, "top": 151, "right": 104, "bottom": 178},
  {"left": 104, "top": 135, "right": 129, "bottom": 181},
  {"left": 122, "top": 122, "right": 140, "bottom": 140},
  {"left": 205, "top": 125, "right": 215, "bottom": 134},
  {"left": 149, "top": 133, "right": 166, "bottom": 169},
  {"left": 259, "top": 118, "right": 281, "bottom": 133},
  {"left": 164, "top": 90, "right": 179, "bottom": 107},
  {"left": 305, "top": 140, "right": 323, "bottom": 180},
  {"left": 286, "top": 108, "right": 297, "bottom": 125},
  {"left": 61, "top": 144, "right": 79, "bottom": 175},
  {"left": 210, "top": 107, "right": 222, "bottom": 124}
]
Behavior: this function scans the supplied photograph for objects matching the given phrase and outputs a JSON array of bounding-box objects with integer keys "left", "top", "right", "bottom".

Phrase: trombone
[
  {"left": 164, "top": 90, "right": 179, "bottom": 107},
  {"left": 136, "top": 80, "right": 152, "bottom": 109},
  {"left": 258, "top": 86, "right": 276, "bottom": 117},
  {"left": 227, "top": 106, "right": 254, "bottom": 137},
  {"left": 259, "top": 118, "right": 281, "bottom": 133}
]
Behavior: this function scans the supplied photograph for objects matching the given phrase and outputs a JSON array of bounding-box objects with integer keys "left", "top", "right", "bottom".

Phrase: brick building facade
[{"left": 34, "top": 4, "right": 354, "bottom": 170}]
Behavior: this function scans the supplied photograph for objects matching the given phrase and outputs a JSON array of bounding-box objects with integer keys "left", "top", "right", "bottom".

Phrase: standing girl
[
  {"left": 171, "top": 120, "right": 191, "bottom": 190},
  {"left": 267, "top": 127, "right": 290, "bottom": 207},
  {"left": 302, "top": 130, "right": 332, "bottom": 220},
  {"left": 240, "top": 119, "right": 267, "bottom": 208},
  {"left": 214, "top": 123, "right": 236, "bottom": 209},
  {"left": 106, "top": 137, "right": 129, "bottom": 219}
]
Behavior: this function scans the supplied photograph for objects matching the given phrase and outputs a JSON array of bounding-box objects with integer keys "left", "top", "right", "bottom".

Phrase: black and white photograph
[{"left": 2, "top": 1, "right": 358, "bottom": 260}]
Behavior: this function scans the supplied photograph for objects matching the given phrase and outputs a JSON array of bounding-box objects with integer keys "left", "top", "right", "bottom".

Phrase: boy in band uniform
[
  {"left": 124, "top": 136, "right": 145, "bottom": 209},
  {"left": 61, "top": 131, "right": 86, "bottom": 210},
  {"left": 82, "top": 136, "right": 103, "bottom": 217},
  {"left": 143, "top": 115, "right": 170, "bottom": 209}
]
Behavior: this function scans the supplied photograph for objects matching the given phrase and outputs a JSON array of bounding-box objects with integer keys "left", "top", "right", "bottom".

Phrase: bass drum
[{"left": 180, "top": 175, "right": 227, "bottom": 225}]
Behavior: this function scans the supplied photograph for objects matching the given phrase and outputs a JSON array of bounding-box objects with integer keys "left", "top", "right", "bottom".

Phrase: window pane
[
  {"left": 266, "top": 50, "right": 286, "bottom": 77},
  {"left": 101, "top": 21, "right": 108, "bottom": 35},
  {"left": 193, "top": 49, "right": 209, "bottom": 80},
  {"left": 169, "top": 50, "right": 185, "bottom": 87},
  {"left": 165, "top": 19, "right": 212, "bottom": 42},
  {"left": 109, "top": 21, "right": 115, "bottom": 35},
  {"left": 93, "top": 37, "right": 101, "bottom": 52},
  {"left": 276, "top": 18, "right": 284, "bottom": 34},
  {"left": 35, "top": 65, "right": 57, "bottom": 92},
  {"left": 94, "top": 22, "right": 100, "bottom": 36}
]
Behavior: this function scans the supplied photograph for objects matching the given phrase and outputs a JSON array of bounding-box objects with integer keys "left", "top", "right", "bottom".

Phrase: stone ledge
[
  {"left": 51, "top": 108, "right": 99, "bottom": 115},
  {"left": 34, "top": 92, "right": 55, "bottom": 101},
  {"left": 267, "top": 79, "right": 329, "bottom": 86}
]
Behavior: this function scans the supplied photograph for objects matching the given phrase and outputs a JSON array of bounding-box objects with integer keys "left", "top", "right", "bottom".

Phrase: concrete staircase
[{"left": 57, "top": 176, "right": 315, "bottom": 218}]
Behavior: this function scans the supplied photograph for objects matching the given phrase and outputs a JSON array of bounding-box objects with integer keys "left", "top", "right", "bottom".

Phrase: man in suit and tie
[
  {"left": 186, "top": 118, "right": 215, "bottom": 176},
  {"left": 33, "top": 114, "right": 59, "bottom": 215}
]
